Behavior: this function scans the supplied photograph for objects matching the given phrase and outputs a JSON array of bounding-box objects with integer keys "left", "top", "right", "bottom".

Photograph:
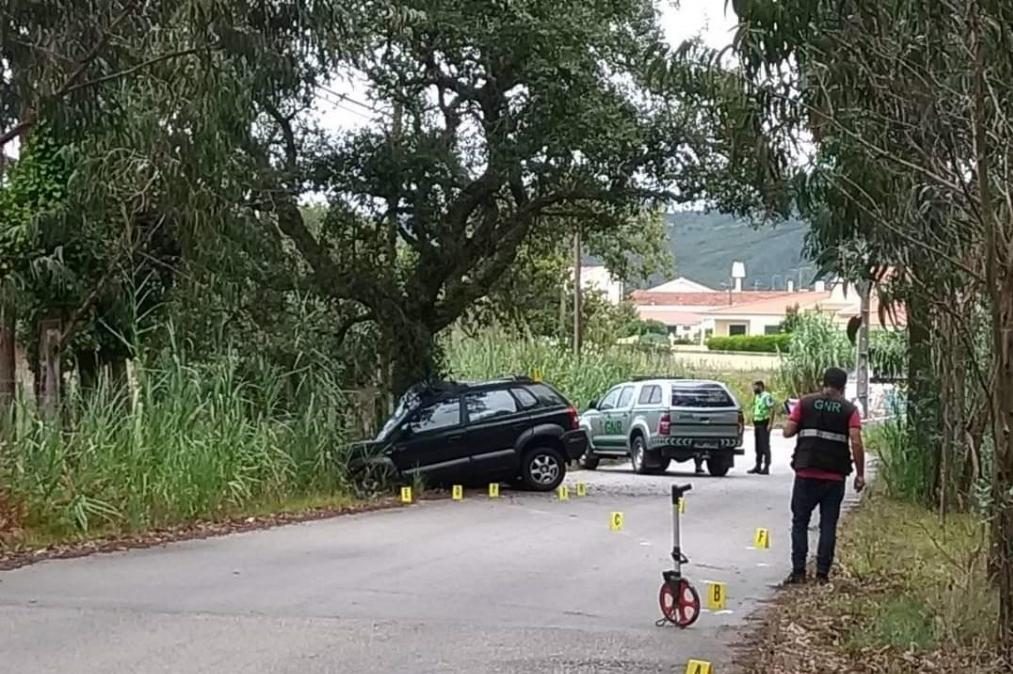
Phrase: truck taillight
[
  {"left": 659, "top": 413, "right": 671, "bottom": 436},
  {"left": 737, "top": 410, "right": 744, "bottom": 434},
  {"left": 567, "top": 407, "right": 579, "bottom": 430}
]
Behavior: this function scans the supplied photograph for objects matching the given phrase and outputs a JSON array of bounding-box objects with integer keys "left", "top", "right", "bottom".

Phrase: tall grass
[
  {"left": 778, "top": 312, "right": 855, "bottom": 397},
  {"left": 1, "top": 349, "right": 352, "bottom": 540},
  {"left": 444, "top": 332, "right": 776, "bottom": 417}
]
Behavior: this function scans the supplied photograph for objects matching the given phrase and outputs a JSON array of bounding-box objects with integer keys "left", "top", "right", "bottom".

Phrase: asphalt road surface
[{"left": 1, "top": 431, "right": 862, "bottom": 673}]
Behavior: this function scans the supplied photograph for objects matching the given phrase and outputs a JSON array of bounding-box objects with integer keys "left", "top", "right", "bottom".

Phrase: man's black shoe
[
  {"left": 815, "top": 572, "right": 830, "bottom": 584},
  {"left": 781, "top": 571, "right": 807, "bottom": 586},
  {"left": 746, "top": 467, "right": 761, "bottom": 474},
  {"left": 759, "top": 468, "right": 770, "bottom": 475},
  {"left": 695, "top": 465, "right": 706, "bottom": 475}
]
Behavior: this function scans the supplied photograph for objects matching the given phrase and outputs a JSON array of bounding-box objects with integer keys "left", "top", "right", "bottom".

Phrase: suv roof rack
[{"left": 630, "top": 375, "right": 684, "bottom": 382}]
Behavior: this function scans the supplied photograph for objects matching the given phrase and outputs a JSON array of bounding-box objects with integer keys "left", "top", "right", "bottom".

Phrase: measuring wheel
[{"left": 658, "top": 576, "right": 701, "bottom": 628}]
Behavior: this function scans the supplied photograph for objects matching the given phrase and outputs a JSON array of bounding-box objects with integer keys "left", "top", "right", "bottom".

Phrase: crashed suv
[{"left": 350, "top": 377, "right": 588, "bottom": 492}]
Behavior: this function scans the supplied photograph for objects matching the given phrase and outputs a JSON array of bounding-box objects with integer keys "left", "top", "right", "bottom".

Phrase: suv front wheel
[
  {"left": 578, "top": 449, "right": 600, "bottom": 470},
  {"left": 521, "top": 447, "right": 567, "bottom": 491}
]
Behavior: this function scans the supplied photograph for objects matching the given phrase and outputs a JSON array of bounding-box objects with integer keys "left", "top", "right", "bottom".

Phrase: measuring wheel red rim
[{"left": 659, "top": 578, "right": 701, "bottom": 628}]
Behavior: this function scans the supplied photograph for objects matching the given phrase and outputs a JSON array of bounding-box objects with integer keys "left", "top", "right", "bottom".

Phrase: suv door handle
[{"left": 446, "top": 433, "right": 464, "bottom": 442}]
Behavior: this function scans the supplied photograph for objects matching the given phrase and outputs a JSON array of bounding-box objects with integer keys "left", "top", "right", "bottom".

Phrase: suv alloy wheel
[{"left": 522, "top": 447, "right": 566, "bottom": 491}]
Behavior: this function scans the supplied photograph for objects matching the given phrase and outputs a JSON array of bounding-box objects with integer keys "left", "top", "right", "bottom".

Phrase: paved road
[{"left": 0, "top": 432, "right": 858, "bottom": 673}]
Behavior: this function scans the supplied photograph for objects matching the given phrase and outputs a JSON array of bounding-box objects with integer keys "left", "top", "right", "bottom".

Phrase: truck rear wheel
[
  {"left": 578, "top": 450, "right": 600, "bottom": 470},
  {"left": 707, "top": 457, "right": 730, "bottom": 477},
  {"left": 646, "top": 458, "right": 671, "bottom": 475}
]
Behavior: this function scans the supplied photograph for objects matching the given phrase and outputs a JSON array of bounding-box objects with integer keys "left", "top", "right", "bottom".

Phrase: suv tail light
[
  {"left": 737, "top": 410, "right": 745, "bottom": 435},
  {"left": 658, "top": 413, "right": 671, "bottom": 436},
  {"left": 567, "top": 407, "right": 580, "bottom": 430}
]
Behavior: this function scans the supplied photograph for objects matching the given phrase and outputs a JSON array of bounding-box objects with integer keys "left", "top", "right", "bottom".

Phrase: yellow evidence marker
[
  {"left": 706, "top": 582, "right": 727, "bottom": 611},
  {"left": 685, "top": 660, "right": 712, "bottom": 674},
  {"left": 400, "top": 486, "right": 413, "bottom": 504},
  {"left": 609, "top": 511, "right": 624, "bottom": 532},
  {"left": 576, "top": 482, "right": 587, "bottom": 497},
  {"left": 452, "top": 484, "right": 464, "bottom": 501},
  {"left": 557, "top": 484, "right": 570, "bottom": 501},
  {"left": 754, "top": 527, "right": 771, "bottom": 549},
  {"left": 488, "top": 482, "right": 500, "bottom": 498}
]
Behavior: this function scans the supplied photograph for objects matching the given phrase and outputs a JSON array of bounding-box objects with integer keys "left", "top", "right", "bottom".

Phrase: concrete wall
[{"left": 712, "top": 316, "right": 782, "bottom": 336}]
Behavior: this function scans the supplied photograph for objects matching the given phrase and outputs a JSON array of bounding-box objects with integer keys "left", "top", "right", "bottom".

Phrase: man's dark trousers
[
  {"left": 790, "top": 476, "right": 846, "bottom": 575},
  {"left": 754, "top": 419, "right": 771, "bottom": 470}
]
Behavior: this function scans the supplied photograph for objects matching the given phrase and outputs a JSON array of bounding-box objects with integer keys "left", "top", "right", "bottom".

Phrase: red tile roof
[{"left": 629, "top": 290, "right": 797, "bottom": 307}]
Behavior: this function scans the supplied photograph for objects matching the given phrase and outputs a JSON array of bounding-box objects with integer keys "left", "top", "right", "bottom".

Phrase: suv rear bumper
[{"left": 561, "top": 429, "right": 589, "bottom": 460}]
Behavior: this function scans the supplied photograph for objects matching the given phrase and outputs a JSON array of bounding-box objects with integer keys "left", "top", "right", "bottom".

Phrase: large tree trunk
[
  {"left": 994, "top": 301, "right": 1013, "bottom": 660},
  {"left": 385, "top": 314, "right": 441, "bottom": 400},
  {"left": 0, "top": 299, "right": 15, "bottom": 422}
]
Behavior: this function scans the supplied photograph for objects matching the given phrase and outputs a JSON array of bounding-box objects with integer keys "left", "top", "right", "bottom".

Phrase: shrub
[{"left": 706, "top": 333, "right": 792, "bottom": 353}]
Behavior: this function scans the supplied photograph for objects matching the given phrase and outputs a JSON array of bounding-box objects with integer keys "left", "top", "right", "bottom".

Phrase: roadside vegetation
[{"left": 446, "top": 331, "right": 775, "bottom": 418}]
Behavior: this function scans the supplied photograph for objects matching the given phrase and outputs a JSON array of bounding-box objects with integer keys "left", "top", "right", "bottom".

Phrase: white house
[{"left": 577, "top": 265, "right": 624, "bottom": 305}]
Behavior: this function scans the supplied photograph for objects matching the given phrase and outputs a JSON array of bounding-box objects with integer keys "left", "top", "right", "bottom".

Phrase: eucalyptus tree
[{"left": 734, "top": 0, "right": 1013, "bottom": 653}]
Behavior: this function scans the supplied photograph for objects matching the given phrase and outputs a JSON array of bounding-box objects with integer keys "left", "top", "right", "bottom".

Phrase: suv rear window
[
  {"left": 526, "top": 383, "right": 567, "bottom": 407},
  {"left": 672, "top": 384, "right": 734, "bottom": 408}
]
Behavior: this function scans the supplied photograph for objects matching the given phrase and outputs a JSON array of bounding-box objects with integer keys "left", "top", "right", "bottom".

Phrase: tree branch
[{"left": 0, "top": 0, "right": 141, "bottom": 149}]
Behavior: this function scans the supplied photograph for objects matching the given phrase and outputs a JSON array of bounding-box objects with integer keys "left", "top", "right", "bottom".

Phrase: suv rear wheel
[
  {"left": 630, "top": 435, "right": 650, "bottom": 475},
  {"left": 707, "top": 456, "right": 730, "bottom": 477},
  {"left": 521, "top": 447, "right": 566, "bottom": 491}
]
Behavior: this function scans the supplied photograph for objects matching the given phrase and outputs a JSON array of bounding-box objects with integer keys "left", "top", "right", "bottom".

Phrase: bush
[{"left": 706, "top": 333, "right": 792, "bottom": 353}]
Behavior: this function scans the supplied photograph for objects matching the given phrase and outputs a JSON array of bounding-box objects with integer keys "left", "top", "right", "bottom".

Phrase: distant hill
[
  {"left": 655, "top": 211, "right": 811, "bottom": 290},
  {"left": 581, "top": 211, "right": 815, "bottom": 291}
]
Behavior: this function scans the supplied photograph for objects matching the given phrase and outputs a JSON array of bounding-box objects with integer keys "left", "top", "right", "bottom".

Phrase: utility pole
[
  {"left": 573, "top": 228, "right": 582, "bottom": 356},
  {"left": 856, "top": 279, "right": 871, "bottom": 417}
]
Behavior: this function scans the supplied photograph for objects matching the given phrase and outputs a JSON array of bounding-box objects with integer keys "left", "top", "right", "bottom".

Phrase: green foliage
[
  {"left": 1, "top": 348, "right": 354, "bottom": 537},
  {"left": 444, "top": 331, "right": 775, "bottom": 420},
  {"left": 870, "top": 329, "right": 907, "bottom": 380},
  {"left": 706, "top": 333, "right": 791, "bottom": 353},
  {"left": 777, "top": 312, "right": 854, "bottom": 396}
]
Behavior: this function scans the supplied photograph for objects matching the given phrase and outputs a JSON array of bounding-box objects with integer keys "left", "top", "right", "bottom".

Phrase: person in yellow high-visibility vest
[{"left": 747, "top": 380, "right": 775, "bottom": 475}]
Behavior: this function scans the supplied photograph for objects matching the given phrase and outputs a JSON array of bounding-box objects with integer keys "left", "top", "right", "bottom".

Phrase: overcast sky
[{"left": 316, "top": 0, "right": 739, "bottom": 132}]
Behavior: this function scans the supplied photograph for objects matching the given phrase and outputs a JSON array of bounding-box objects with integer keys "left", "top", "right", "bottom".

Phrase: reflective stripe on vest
[{"left": 798, "top": 428, "right": 848, "bottom": 443}]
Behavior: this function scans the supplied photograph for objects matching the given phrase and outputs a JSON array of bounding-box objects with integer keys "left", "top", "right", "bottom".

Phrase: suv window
[
  {"left": 528, "top": 383, "right": 566, "bottom": 407},
  {"left": 671, "top": 384, "right": 735, "bottom": 408},
  {"left": 598, "top": 387, "right": 621, "bottom": 410},
  {"left": 638, "top": 385, "right": 662, "bottom": 405},
  {"left": 467, "top": 389, "right": 518, "bottom": 422},
  {"left": 617, "top": 386, "right": 635, "bottom": 408},
  {"left": 511, "top": 387, "right": 538, "bottom": 409},
  {"left": 409, "top": 398, "right": 462, "bottom": 433}
]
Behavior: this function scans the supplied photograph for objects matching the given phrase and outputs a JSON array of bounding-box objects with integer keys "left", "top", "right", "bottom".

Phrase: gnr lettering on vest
[{"left": 813, "top": 399, "right": 843, "bottom": 413}]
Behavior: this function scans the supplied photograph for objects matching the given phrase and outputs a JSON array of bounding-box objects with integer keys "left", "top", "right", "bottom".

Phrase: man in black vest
[{"left": 781, "top": 367, "right": 866, "bottom": 584}]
